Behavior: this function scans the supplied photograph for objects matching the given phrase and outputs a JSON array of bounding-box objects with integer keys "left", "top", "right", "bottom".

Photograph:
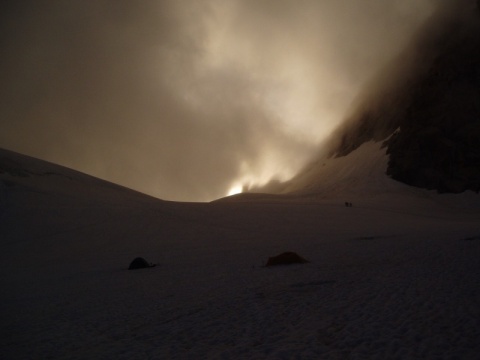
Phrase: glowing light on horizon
[{"left": 227, "top": 184, "right": 243, "bottom": 196}]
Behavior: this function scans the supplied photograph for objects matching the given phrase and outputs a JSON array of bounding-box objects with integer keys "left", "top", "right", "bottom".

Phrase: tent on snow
[
  {"left": 265, "top": 252, "right": 309, "bottom": 267},
  {"left": 128, "top": 257, "right": 156, "bottom": 270}
]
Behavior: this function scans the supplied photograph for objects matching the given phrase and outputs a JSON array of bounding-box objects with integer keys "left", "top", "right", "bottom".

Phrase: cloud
[{"left": 0, "top": 0, "right": 436, "bottom": 200}]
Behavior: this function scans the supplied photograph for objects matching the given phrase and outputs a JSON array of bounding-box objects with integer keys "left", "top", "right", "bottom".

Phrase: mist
[{"left": 0, "top": 0, "right": 436, "bottom": 201}]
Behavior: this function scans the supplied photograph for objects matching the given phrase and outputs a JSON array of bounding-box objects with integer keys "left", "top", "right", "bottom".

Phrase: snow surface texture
[{"left": 1, "top": 143, "right": 480, "bottom": 359}]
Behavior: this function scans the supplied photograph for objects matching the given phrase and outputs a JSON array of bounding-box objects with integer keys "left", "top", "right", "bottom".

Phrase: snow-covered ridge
[
  {"left": 0, "top": 147, "right": 161, "bottom": 204},
  {"left": 280, "top": 141, "right": 397, "bottom": 197}
]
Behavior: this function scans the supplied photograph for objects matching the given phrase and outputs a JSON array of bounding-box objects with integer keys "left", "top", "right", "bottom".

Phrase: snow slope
[
  {"left": 1, "top": 146, "right": 480, "bottom": 359},
  {"left": 277, "top": 140, "right": 480, "bottom": 210}
]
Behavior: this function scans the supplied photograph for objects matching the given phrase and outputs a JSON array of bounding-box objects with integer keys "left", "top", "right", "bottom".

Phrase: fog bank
[{"left": 0, "top": 0, "right": 436, "bottom": 200}]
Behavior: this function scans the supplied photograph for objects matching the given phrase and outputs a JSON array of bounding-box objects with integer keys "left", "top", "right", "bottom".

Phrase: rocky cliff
[{"left": 327, "top": 1, "right": 480, "bottom": 193}]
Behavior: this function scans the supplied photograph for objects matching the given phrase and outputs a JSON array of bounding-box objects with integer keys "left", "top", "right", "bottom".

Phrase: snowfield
[{"left": 1, "top": 143, "right": 480, "bottom": 359}]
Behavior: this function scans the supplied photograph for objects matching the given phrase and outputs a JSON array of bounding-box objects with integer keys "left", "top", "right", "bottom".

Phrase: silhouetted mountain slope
[
  {"left": 327, "top": 1, "right": 480, "bottom": 193},
  {"left": 0, "top": 147, "right": 161, "bottom": 204}
]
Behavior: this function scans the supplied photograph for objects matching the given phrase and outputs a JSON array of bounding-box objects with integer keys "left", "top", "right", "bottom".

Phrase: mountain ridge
[{"left": 321, "top": 0, "right": 480, "bottom": 194}]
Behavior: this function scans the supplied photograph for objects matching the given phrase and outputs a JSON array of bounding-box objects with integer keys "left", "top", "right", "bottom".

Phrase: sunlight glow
[
  {"left": 227, "top": 184, "right": 243, "bottom": 196},
  {"left": 164, "top": 0, "right": 434, "bottom": 201}
]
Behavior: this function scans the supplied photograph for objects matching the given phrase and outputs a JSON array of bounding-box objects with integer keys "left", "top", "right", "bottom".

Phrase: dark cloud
[{"left": 0, "top": 0, "right": 436, "bottom": 200}]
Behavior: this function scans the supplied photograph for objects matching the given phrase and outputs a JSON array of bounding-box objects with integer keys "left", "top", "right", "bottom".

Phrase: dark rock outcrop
[{"left": 328, "top": 1, "right": 480, "bottom": 193}]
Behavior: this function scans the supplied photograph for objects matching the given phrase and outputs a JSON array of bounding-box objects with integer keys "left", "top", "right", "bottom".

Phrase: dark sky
[{"left": 0, "top": 0, "right": 437, "bottom": 201}]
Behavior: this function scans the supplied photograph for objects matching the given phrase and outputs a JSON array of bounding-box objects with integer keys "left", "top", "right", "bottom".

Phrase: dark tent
[
  {"left": 128, "top": 257, "right": 156, "bottom": 270},
  {"left": 265, "top": 252, "right": 309, "bottom": 267}
]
